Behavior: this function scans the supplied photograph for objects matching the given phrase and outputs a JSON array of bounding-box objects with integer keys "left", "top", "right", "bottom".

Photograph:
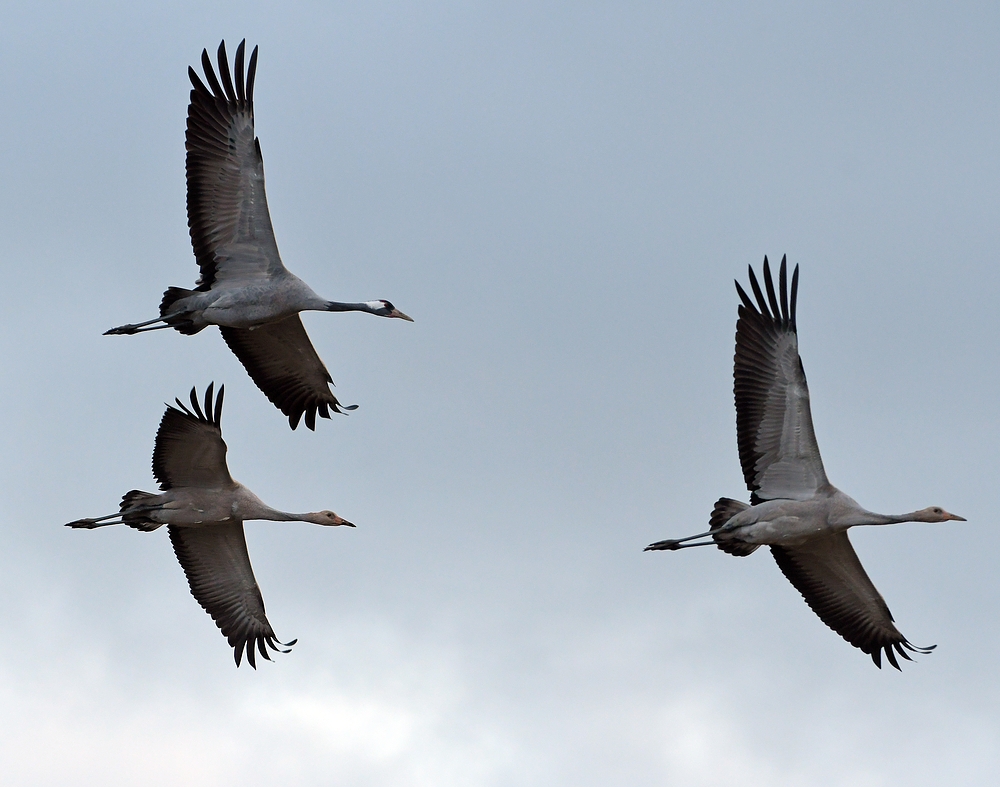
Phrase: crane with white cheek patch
[{"left": 104, "top": 40, "right": 413, "bottom": 430}]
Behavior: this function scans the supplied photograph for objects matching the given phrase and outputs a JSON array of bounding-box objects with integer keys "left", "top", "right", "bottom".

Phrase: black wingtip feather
[
  {"left": 200, "top": 48, "right": 224, "bottom": 98},
  {"left": 739, "top": 257, "right": 797, "bottom": 328},
  {"left": 790, "top": 265, "right": 799, "bottom": 328},
  {"left": 734, "top": 281, "right": 756, "bottom": 312},
  {"left": 762, "top": 257, "right": 780, "bottom": 319},
  {"left": 232, "top": 634, "right": 295, "bottom": 668},
  {"left": 778, "top": 257, "right": 788, "bottom": 322},
  {"left": 234, "top": 40, "right": 246, "bottom": 101},
  {"left": 168, "top": 384, "right": 223, "bottom": 427},
  {"left": 188, "top": 66, "right": 208, "bottom": 94},
  {"left": 189, "top": 386, "right": 205, "bottom": 420},
  {"left": 214, "top": 385, "right": 225, "bottom": 426},
  {"left": 203, "top": 383, "right": 215, "bottom": 422},
  {"left": 747, "top": 264, "right": 770, "bottom": 318},
  {"left": 217, "top": 41, "right": 237, "bottom": 103},
  {"left": 247, "top": 45, "right": 258, "bottom": 102}
]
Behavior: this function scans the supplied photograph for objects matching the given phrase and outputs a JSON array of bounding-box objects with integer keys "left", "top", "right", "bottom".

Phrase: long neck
[
  {"left": 853, "top": 510, "right": 923, "bottom": 526},
  {"left": 237, "top": 489, "right": 316, "bottom": 524},
  {"left": 253, "top": 506, "right": 329, "bottom": 524},
  {"left": 324, "top": 300, "right": 378, "bottom": 314}
]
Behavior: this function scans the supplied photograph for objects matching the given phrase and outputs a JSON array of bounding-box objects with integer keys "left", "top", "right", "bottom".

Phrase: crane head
[
  {"left": 314, "top": 511, "right": 356, "bottom": 527},
  {"left": 367, "top": 300, "right": 414, "bottom": 321},
  {"left": 916, "top": 506, "right": 966, "bottom": 523}
]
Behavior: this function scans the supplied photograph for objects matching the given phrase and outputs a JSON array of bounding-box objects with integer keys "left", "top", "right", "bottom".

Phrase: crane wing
[
  {"left": 168, "top": 522, "right": 294, "bottom": 668},
  {"left": 186, "top": 40, "right": 285, "bottom": 290},
  {"left": 220, "top": 316, "right": 358, "bottom": 430},
  {"left": 734, "top": 256, "right": 830, "bottom": 502},
  {"left": 770, "top": 531, "right": 933, "bottom": 669},
  {"left": 152, "top": 384, "right": 233, "bottom": 491}
]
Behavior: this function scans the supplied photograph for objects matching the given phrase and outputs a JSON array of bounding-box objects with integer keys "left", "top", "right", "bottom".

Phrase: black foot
[
  {"left": 65, "top": 518, "right": 102, "bottom": 529},
  {"left": 644, "top": 539, "right": 683, "bottom": 551}
]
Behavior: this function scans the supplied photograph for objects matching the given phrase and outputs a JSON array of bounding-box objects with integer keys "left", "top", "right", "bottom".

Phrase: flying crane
[
  {"left": 106, "top": 41, "right": 412, "bottom": 429},
  {"left": 646, "top": 257, "right": 965, "bottom": 669},
  {"left": 67, "top": 384, "right": 355, "bottom": 667}
]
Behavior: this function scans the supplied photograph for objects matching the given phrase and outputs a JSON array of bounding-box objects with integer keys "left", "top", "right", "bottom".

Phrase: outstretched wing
[
  {"left": 153, "top": 384, "right": 233, "bottom": 491},
  {"left": 220, "top": 316, "right": 358, "bottom": 430},
  {"left": 168, "top": 522, "right": 295, "bottom": 668},
  {"left": 734, "top": 255, "right": 830, "bottom": 503},
  {"left": 770, "top": 532, "right": 934, "bottom": 669},
  {"left": 187, "top": 40, "right": 285, "bottom": 290}
]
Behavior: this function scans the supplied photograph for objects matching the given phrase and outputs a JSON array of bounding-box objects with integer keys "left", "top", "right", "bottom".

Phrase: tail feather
[
  {"left": 159, "top": 287, "right": 202, "bottom": 335},
  {"left": 120, "top": 490, "right": 163, "bottom": 532},
  {"left": 710, "top": 497, "right": 757, "bottom": 556}
]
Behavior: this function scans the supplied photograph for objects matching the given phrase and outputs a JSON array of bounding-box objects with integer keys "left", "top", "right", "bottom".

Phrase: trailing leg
[
  {"left": 104, "top": 316, "right": 169, "bottom": 335},
  {"left": 643, "top": 497, "right": 758, "bottom": 555},
  {"left": 65, "top": 513, "right": 126, "bottom": 529}
]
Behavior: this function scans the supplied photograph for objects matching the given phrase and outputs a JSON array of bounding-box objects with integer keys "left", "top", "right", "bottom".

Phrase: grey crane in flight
[
  {"left": 645, "top": 256, "right": 964, "bottom": 669},
  {"left": 66, "top": 384, "right": 355, "bottom": 667},
  {"left": 105, "top": 41, "right": 413, "bottom": 430}
]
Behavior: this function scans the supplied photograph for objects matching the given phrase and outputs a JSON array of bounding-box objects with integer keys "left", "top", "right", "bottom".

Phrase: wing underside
[
  {"left": 152, "top": 384, "right": 233, "bottom": 490},
  {"left": 187, "top": 40, "right": 284, "bottom": 290},
  {"left": 770, "top": 532, "right": 933, "bottom": 669},
  {"left": 734, "top": 256, "right": 829, "bottom": 502},
  {"left": 169, "top": 522, "right": 295, "bottom": 668},
  {"left": 220, "top": 316, "right": 357, "bottom": 430}
]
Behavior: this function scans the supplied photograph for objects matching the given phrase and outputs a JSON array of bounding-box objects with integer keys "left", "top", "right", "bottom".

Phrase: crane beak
[
  {"left": 389, "top": 308, "right": 414, "bottom": 322},
  {"left": 331, "top": 514, "right": 356, "bottom": 527},
  {"left": 946, "top": 513, "right": 967, "bottom": 522}
]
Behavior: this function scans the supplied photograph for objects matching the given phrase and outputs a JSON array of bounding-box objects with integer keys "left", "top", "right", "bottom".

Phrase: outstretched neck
[
  {"left": 238, "top": 493, "right": 310, "bottom": 523},
  {"left": 247, "top": 503, "right": 300, "bottom": 522},
  {"left": 854, "top": 510, "right": 937, "bottom": 526},
  {"left": 324, "top": 300, "right": 380, "bottom": 314},
  {"left": 255, "top": 505, "right": 330, "bottom": 525}
]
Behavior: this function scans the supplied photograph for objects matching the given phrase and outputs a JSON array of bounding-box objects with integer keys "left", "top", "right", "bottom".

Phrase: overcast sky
[{"left": 1, "top": 2, "right": 999, "bottom": 785}]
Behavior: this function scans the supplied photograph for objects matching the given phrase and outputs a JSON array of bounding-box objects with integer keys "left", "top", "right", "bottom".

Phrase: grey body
[
  {"left": 169, "top": 274, "right": 329, "bottom": 332},
  {"left": 122, "top": 482, "right": 334, "bottom": 528},
  {"left": 718, "top": 492, "right": 863, "bottom": 546},
  {"left": 646, "top": 257, "right": 964, "bottom": 669}
]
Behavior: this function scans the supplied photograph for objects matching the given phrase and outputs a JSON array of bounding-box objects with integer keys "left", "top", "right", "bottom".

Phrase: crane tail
[
  {"left": 119, "top": 490, "right": 164, "bottom": 532},
  {"left": 158, "top": 287, "right": 203, "bottom": 335},
  {"left": 710, "top": 497, "right": 758, "bottom": 556}
]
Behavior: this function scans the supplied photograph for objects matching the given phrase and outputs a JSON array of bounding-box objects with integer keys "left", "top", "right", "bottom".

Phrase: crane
[
  {"left": 645, "top": 256, "right": 965, "bottom": 669},
  {"left": 66, "top": 384, "right": 355, "bottom": 667},
  {"left": 105, "top": 40, "right": 412, "bottom": 430}
]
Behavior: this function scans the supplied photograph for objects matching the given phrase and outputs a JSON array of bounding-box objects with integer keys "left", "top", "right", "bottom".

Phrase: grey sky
[{"left": 1, "top": 2, "right": 998, "bottom": 784}]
